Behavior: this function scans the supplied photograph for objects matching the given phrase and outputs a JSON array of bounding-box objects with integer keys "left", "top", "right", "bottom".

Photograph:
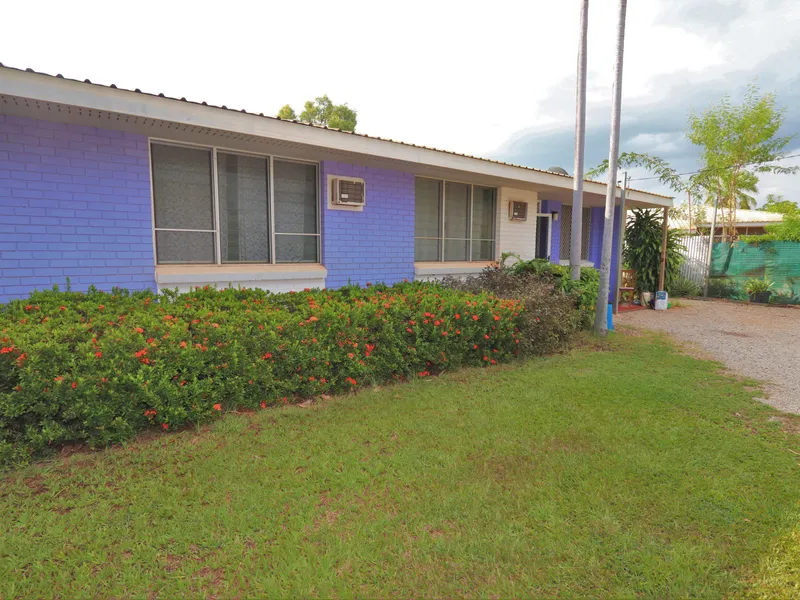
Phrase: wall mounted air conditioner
[
  {"left": 509, "top": 200, "right": 528, "bottom": 221},
  {"left": 331, "top": 177, "right": 366, "bottom": 207}
]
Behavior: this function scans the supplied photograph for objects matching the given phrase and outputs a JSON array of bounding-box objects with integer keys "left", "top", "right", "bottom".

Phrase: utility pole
[
  {"left": 593, "top": 0, "right": 628, "bottom": 335},
  {"left": 570, "top": 0, "right": 589, "bottom": 281}
]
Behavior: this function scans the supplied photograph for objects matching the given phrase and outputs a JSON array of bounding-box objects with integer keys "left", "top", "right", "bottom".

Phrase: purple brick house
[{"left": 0, "top": 65, "right": 671, "bottom": 303}]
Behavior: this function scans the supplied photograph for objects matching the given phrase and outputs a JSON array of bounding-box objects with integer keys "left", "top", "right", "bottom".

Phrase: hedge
[{"left": 0, "top": 282, "right": 532, "bottom": 466}]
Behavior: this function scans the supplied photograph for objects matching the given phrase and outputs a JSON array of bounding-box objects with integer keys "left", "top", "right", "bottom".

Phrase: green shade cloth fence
[{"left": 709, "top": 241, "right": 800, "bottom": 304}]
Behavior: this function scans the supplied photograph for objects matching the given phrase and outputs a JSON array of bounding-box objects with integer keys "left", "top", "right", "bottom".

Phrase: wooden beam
[{"left": 658, "top": 206, "right": 668, "bottom": 291}]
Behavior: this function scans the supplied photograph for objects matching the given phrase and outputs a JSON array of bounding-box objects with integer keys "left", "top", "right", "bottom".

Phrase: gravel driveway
[{"left": 617, "top": 299, "right": 800, "bottom": 414}]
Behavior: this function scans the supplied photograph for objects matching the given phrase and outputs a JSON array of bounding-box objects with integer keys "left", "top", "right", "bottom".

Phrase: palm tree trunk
[
  {"left": 570, "top": 0, "right": 590, "bottom": 281},
  {"left": 594, "top": 0, "right": 628, "bottom": 335}
]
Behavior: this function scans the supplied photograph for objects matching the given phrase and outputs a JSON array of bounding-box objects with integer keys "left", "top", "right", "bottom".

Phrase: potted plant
[{"left": 744, "top": 278, "right": 774, "bottom": 303}]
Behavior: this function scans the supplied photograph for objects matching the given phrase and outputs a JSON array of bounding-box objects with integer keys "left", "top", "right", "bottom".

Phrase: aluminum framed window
[
  {"left": 414, "top": 177, "right": 496, "bottom": 262},
  {"left": 150, "top": 141, "right": 320, "bottom": 265}
]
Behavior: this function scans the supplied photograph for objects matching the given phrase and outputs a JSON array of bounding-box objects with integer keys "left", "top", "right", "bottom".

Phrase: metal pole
[
  {"left": 593, "top": 0, "right": 627, "bottom": 335},
  {"left": 612, "top": 172, "right": 628, "bottom": 315},
  {"left": 570, "top": 0, "right": 590, "bottom": 281},
  {"left": 703, "top": 194, "right": 719, "bottom": 297},
  {"left": 658, "top": 206, "right": 669, "bottom": 291}
]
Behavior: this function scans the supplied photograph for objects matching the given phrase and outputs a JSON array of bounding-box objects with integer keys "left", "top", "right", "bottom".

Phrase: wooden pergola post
[{"left": 658, "top": 206, "right": 668, "bottom": 291}]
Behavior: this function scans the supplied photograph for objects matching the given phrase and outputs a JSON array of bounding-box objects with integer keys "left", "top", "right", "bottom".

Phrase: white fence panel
[{"left": 677, "top": 234, "right": 709, "bottom": 286}]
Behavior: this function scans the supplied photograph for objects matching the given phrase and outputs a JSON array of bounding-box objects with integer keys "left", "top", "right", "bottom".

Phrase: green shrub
[
  {"left": 623, "top": 209, "right": 685, "bottom": 293},
  {"left": 0, "top": 282, "right": 527, "bottom": 466},
  {"left": 743, "top": 278, "right": 774, "bottom": 295},
  {"left": 442, "top": 264, "right": 590, "bottom": 352},
  {"left": 707, "top": 277, "right": 741, "bottom": 300},
  {"left": 499, "top": 256, "right": 599, "bottom": 317},
  {"left": 670, "top": 277, "right": 702, "bottom": 298}
]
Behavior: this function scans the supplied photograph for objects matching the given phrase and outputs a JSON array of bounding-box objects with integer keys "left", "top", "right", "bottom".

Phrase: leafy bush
[
  {"left": 707, "top": 277, "right": 741, "bottom": 300},
  {"left": 743, "top": 278, "right": 774, "bottom": 295},
  {"left": 670, "top": 277, "right": 702, "bottom": 298},
  {"left": 0, "top": 282, "right": 526, "bottom": 466},
  {"left": 623, "top": 209, "right": 685, "bottom": 293},
  {"left": 442, "top": 263, "right": 590, "bottom": 353},
  {"left": 500, "top": 256, "right": 599, "bottom": 316}
]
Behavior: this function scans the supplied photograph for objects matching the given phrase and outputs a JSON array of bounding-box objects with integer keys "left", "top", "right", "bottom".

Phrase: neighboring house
[
  {"left": 671, "top": 209, "right": 784, "bottom": 237},
  {"left": 0, "top": 65, "right": 671, "bottom": 302}
]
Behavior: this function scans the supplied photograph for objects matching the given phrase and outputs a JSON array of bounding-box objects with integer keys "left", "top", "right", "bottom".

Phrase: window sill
[
  {"left": 414, "top": 261, "right": 495, "bottom": 277},
  {"left": 155, "top": 263, "right": 327, "bottom": 285}
]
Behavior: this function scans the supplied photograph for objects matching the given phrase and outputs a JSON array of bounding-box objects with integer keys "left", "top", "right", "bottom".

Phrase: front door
[{"left": 535, "top": 214, "right": 552, "bottom": 260}]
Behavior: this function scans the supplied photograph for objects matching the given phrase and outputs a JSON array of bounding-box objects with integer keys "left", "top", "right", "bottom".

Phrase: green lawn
[{"left": 2, "top": 330, "right": 799, "bottom": 598}]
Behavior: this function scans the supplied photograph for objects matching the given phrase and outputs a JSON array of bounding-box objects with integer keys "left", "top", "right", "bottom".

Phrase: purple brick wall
[
  {"left": 0, "top": 115, "right": 155, "bottom": 302},
  {"left": 320, "top": 161, "right": 415, "bottom": 288},
  {"left": 588, "top": 206, "right": 621, "bottom": 301}
]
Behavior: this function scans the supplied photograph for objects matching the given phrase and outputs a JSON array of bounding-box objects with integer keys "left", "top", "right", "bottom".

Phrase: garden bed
[{"left": 0, "top": 280, "right": 582, "bottom": 466}]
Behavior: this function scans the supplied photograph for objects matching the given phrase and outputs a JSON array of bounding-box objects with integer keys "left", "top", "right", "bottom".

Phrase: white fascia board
[{"left": 1, "top": 68, "right": 671, "bottom": 207}]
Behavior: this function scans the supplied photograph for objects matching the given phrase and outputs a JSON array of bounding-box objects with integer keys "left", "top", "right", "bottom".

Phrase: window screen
[
  {"left": 414, "top": 178, "right": 442, "bottom": 261},
  {"left": 559, "top": 206, "right": 591, "bottom": 261},
  {"left": 151, "top": 144, "right": 215, "bottom": 264},
  {"left": 472, "top": 186, "right": 496, "bottom": 260},
  {"left": 273, "top": 160, "right": 318, "bottom": 262},
  {"left": 217, "top": 153, "right": 270, "bottom": 263},
  {"left": 151, "top": 144, "right": 319, "bottom": 266},
  {"left": 414, "top": 177, "right": 496, "bottom": 262},
  {"left": 444, "top": 182, "right": 470, "bottom": 261}
]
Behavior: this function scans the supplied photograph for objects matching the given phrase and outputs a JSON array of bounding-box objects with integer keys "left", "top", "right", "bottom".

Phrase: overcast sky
[{"left": 3, "top": 0, "right": 798, "bottom": 204}]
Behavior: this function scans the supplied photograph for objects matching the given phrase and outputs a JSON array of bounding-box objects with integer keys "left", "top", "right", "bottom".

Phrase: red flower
[
  {"left": 25, "top": 305, "right": 32, "bottom": 311},
  {"left": 348, "top": 352, "right": 355, "bottom": 358},
  {"left": 162, "top": 423, "right": 169, "bottom": 430},
  {"left": 59, "top": 306, "right": 66, "bottom": 311},
  {"left": 484, "top": 334, "right": 490, "bottom": 339},
  {"left": 180, "top": 341, "right": 187, "bottom": 348},
  {"left": 455, "top": 314, "right": 460, "bottom": 320},
  {"left": 493, "top": 315, "right": 500, "bottom": 321},
  {"left": 406, "top": 328, "right": 413, "bottom": 333},
  {"left": 472, "top": 315, "right": 479, "bottom": 321},
  {"left": 98, "top": 305, "right": 105, "bottom": 310},
  {"left": 490, "top": 359, "right": 497, "bottom": 365},
  {"left": 418, "top": 371, "right": 430, "bottom": 377},
  {"left": 433, "top": 320, "right": 440, "bottom": 326},
  {"left": 135, "top": 349, "right": 148, "bottom": 358},
  {"left": 441, "top": 331, "right": 448, "bottom": 336},
  {"left": 95, "top": 351, "right": 102, "bottom": 358},
  {"left": 135, "top": 327, "right": 144, "bottom": 334},
  {"left": 144, "top": 409, "right": 157, "bottom": 417},
  {"left": 71, "top": 381, "right": 78, "bottom": 389},
  {"left": 473, "top": 344, "right": 478, "bottom": 350},
  {"left": 261, "top": 401, "right": 267, "bottom": 409},
  {"left": 346, "top": 377, "right": 357, "bottom": 386},
  {"left": 263, "top": 352, "right": 273, "bottom": 360},
  {"left": 213, "top": 403, "right": 222, "bottom": 411}
]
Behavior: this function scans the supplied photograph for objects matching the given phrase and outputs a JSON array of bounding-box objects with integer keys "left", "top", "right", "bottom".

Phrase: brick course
[{"left": 0, "top": 115, "right": 155, "bottom": 302}]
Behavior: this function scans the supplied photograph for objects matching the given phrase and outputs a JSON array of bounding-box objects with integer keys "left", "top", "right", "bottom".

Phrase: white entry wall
[{"left": 496, "top": 187, "right": 539, "bottom": 262}]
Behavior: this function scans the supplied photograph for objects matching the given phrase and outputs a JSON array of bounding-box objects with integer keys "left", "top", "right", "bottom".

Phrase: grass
[{"left": 2, "top": 330, "right": 800, "bottom": 598}]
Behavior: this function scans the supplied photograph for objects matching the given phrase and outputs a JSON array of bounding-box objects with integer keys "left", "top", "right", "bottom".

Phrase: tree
[
  {"left": 277, "top": 104, "right": 297, "bottom": 120},
  {"left": 276, "top": 95, "right": 358, "bottom": 132},
  {"left": 623, "top": 209, "right": 684, "bottom": 294},
  {"left": 687, "top": 84, "right": 797, "bottom": 239},
  {"left": 762, "top": 194, "right": 799, "bottom": 216}
]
